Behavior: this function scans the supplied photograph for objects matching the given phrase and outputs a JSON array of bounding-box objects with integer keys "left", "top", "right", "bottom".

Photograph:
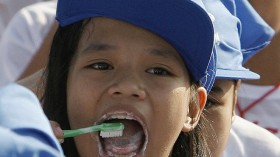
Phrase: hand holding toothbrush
[
  {"left": 50, "top": 121, "right": 64, "bottom": 143},
  {"left": 50, "top": 120, "right": 124, "bottom": 143}
]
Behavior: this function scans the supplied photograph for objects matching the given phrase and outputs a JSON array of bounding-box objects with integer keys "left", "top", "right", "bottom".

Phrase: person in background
[
  {"left": 0, "top": 0, "right": 56, "bottom": 87},
  {"left": 0, "top": 0, "right": 49, "bottom": 39},
  {"left": 236, "top": 0, "right": 280, "bottom": 138},
  {"left": 201, "top": 1, "right": 280, "bottom": 157},
  {"left": 0, "top": 83, "right": 64, "bottom": 157}
]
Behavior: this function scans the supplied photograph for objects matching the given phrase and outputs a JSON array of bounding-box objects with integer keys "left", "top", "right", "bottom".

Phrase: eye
[
  {"left": 88, "top": 62, "right": 113, "bottom": 70},
  {"left": 146, "top": 67, "right": 171, "bottom": 76},
  {"left": 205, "top": 99, "right": 215, "bottom": 108},
  {"left": 205, "top": 94, "right": 220, "bottom": 109}
]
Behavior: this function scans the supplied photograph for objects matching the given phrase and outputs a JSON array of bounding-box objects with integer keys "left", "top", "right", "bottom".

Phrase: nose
[{"left": 108, "top": 74, "right": 146, "bottom": 100}]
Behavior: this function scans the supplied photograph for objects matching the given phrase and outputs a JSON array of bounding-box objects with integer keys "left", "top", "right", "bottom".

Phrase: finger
[{"left": 50, "top": 120, "right": 64, "bottom": 143}]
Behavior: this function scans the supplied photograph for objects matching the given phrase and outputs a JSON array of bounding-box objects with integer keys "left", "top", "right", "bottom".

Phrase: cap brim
[{"left": 216, "top": 68, "right": 260, "bottom": 80}]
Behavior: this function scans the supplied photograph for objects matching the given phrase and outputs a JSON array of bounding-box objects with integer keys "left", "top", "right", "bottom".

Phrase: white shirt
[
  {"left": 237, "top": 83, "right": 280, "bottom": 138},
  {"left": 0, "top": 0, "right": 46, "bottom": 39},
  {"left": 224, "top": 116, "right": 280, "bottom": 157},
  {"left": 0, "top": 83, "right": 64, "bottom": 156},
  {"left": 0, "top": 1, "right": 56, "bottom": 87}
]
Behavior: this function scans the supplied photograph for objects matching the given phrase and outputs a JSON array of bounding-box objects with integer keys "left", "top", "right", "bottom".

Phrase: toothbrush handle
[
  {"left": 63, "top": 129, "right": 85, "bottom": 138},
  {"left": 63, "top": 126, "right": 100, "bottom": 138}
]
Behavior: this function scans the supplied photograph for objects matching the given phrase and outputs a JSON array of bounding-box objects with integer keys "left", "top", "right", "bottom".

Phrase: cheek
[
  {"left": 205, "top": 106, "right": 233, "bottom": 135},
  {"left": 147, "top": 88, "right": 190, "bottom": 153},
  {"left": 152, "top": 88, "right": 189, "bottom": 133},
  {"left": 66, "top": 73, "right": 105, "bottom": 156},
  {"left": 67, "top": 76, "right": 101, "bottom": 129},
  {"left": 204, "top": 103, "right": 234, "bottom": 156},
  {"left": 169, "top": 91, "right": 189, "bottom": 118}
]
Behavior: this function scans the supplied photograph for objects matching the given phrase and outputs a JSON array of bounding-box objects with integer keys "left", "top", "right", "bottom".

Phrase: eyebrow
[{"left": 80, "top": 43, "right": 118, "bottom": 55}]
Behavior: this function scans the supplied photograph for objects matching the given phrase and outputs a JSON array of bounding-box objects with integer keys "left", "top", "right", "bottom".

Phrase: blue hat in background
[
  {"left": 203, "top": 0, "right": 260, "bottom": 80},
  {"left": 233, "top": 0, "right": 275, "bottom": 63},
  {"left": 56, "top": 0, "right": 216, "bottom": 92}
]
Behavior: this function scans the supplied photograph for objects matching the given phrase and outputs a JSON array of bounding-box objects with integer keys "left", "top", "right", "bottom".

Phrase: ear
[
  {"left": 231, "top": 80, "right": 241, "bottom": 123},
  {"left": 182, "top": 87, "right": 207, "bottom": 132}
]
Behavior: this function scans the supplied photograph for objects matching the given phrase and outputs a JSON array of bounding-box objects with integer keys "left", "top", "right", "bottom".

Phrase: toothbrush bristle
[{"left": 100, "top": 130, "right": 123, "bottom": 138}]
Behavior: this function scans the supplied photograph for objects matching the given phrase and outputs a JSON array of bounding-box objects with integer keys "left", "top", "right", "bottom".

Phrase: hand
[{"left": 50, "top": 120, "right": 64, "bottom": 143}]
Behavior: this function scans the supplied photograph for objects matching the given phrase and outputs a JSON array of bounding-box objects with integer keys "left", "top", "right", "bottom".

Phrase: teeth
[
  {"left": 111, "top": 115, "right": 126, "bottom": 119},
  {"left": 110, "top": 115, "right": 134, "bottom": 120},
  {"left": 97, "top": 111, "right": 147, "bottom": 157},
  {"left": 100, "top": 130, "right": 123, "bottom": 138},
  {"left": 99, "top": 111, "right": 140, "bottom": 123}
]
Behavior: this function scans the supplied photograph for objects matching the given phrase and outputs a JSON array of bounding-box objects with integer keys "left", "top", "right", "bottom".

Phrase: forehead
[{"left": 76, "top": 17, "right": 183, "bottom": 61}]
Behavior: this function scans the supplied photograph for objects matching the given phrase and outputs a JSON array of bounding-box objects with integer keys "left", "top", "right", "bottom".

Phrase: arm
[{"left": 0, "top": 84, "right": 64, "bottom": 157}]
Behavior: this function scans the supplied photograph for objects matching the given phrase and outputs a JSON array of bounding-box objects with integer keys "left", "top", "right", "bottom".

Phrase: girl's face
[
  {"left": 204, "top": 79, "right": 239, "bottom": 157},
  {"left": 67, "top": 17, "right": 196, "bottom": 157}
]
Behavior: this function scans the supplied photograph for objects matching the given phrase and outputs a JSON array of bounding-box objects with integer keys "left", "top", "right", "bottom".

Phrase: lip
[{"left": 94, "top": 110, "right": 148, "bottom": 157}]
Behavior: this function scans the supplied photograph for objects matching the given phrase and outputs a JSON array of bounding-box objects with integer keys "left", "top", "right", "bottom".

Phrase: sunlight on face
[{"left": 66, "top": 17, "right": 193, "bottom": 157}]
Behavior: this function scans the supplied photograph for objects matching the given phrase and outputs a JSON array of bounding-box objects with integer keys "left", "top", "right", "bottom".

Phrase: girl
[{"left": 43, "top": 0, "right": 216, "bottom": 156}]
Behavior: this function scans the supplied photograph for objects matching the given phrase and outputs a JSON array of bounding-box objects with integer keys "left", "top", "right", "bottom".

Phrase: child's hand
[{"left": 50, "top": 120, "right": 64, "bottom": 143}]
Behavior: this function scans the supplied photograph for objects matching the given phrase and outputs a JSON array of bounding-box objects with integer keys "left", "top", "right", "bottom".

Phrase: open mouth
[{"left": 96, "top": 111, "right": 148, "bottom": 157}]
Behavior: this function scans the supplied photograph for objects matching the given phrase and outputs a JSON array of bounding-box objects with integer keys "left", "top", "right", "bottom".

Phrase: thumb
[{"left": 50, "top": 120, "right": 64, "bottom": 143}]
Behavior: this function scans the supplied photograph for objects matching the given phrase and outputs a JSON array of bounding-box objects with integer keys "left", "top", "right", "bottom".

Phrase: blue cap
[
  {"left": 203, "top": 0, "right": 260, "bottom": 80},
  {"left": 56, "top": 0, "right": 216, "bottom": 92},
  {"left": 234, "top": 0, "right": 275, "bottom": 63}
]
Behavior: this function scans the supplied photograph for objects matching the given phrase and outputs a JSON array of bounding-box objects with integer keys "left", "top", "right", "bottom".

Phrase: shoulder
[
  {"left": 0, "top": 84, "right": 64, "bottom": 157},
  {"left": 224, "top": 116, "right": 280, "bottom": 157},
  {"left": 0, "top": 126, "right": 63, "bottom": 157}
]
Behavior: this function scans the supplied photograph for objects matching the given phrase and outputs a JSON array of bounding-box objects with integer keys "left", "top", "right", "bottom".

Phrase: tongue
[{"left": 102, "top": 119, "right": 145, "bottom": 156}]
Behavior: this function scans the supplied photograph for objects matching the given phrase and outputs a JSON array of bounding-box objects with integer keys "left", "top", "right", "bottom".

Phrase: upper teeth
[{"left": 110, "top": 115, "right": 134, "bottom": 120}]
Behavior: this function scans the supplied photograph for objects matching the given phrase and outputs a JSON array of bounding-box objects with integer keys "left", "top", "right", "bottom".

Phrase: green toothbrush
[{"left": 63, "top": 123, "right": 124, "bottom": 138}]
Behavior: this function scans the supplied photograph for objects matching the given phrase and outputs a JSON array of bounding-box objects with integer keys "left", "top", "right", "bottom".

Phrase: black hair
[
  {"left": 42, "top": 20, "right": 89, "bottom": 157},
  {"left": 42, "top": 19, "right": 210, "bottom": 157},
  {"left": 172, "top": 84, "right": 211, "bottom": 157}
]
